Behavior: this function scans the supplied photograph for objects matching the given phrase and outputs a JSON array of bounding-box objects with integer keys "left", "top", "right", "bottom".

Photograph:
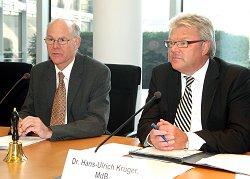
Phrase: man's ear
[
  {"left": 75, "top": 36, "right": 81, "bottom": 48},
  {"left": 202, "top": 41, "right": 210, "bottom": 56}
]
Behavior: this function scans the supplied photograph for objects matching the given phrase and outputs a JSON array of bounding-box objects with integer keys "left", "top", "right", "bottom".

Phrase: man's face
[
  {"left": 168, "top": 26, "right": 209, "bottom": 75},
  {"left": 46, "top": 20, "right": 80, "bottom": 70}
]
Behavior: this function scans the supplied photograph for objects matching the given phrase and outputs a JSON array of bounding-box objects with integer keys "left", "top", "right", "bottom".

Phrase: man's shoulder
[
  {"left": 213, "top": 57, "right": 250, "bottom": 75},
  {"left": 75, "top": 53, "right": 110, "bottom": 74},
  {"left": 32, "top": 60, "right": 53, "bottom": 71},
  {"left": 153, "top": 62, "right": 177, "bottom": 75},
  {"left": 210, "top": 57, "right": 250, "bottom": 88},
  {"left": 76, "top": 53, "right": 107, "bottom": 67}
]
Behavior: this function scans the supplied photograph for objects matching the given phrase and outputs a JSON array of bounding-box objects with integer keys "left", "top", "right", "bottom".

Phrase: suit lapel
[
  {"left": 47, "top": 61, "right": 57, "bottom": 111},
  {"left": 67, "top": 54, "right": 84, "bottom": 112},
  {"left": 167, "top": 68, "right": 181, "bottom": 122},
  {"left": 201, "top": 58, "right": 220, "bottom": 128}
]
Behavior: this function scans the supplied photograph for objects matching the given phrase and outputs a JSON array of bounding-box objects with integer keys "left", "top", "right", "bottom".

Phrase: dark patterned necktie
[
  {"left": 50, "top": 72, "right": 66, "bottom": 126},
  {"left": 174, "top": 76, "right": 195, "bottom": 132}
]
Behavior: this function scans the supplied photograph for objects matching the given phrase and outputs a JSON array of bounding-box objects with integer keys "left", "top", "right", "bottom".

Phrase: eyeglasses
[
  {"left": 44, "top": 38, "right": 71, "bottom": 45},
  {"left": 164, "top": 40, "right": 204, "bottom": 48}
]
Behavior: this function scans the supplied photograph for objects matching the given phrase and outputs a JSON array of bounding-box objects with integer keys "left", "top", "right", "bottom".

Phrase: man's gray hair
[{"left": 169, "top": 13, "right": 216, "bottom": 59}]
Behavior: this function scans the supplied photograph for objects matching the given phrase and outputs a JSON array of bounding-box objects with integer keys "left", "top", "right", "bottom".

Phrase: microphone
[
  {"left": 94, "top": 91, "right": 161, "bottom": 153},
  {"left": 0, "top": 73, "right": 30, "bottom": 106}
]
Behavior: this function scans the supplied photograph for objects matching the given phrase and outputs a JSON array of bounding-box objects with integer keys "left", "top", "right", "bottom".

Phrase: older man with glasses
[
  {"left": 137, "top": 13, "right": 250, "bottom": 154},
  {"left": 18, "top": 18, "right": 111, "bottom": 141}
]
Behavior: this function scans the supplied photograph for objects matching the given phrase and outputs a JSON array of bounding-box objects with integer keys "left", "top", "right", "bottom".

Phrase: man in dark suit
[
  {"left": 18, "top": 19, "right": 111, "bottom": 141},
  {"left": 137, "top": 13, "right": 250, "bottom": 153}
]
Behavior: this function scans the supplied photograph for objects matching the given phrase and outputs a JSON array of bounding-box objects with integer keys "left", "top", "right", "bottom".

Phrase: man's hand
[
  {"left": 149, "top": 119, "right": 188, "bottom": 150},
  {"left": 18, "top": 116, "right": 52, "bottom": 139}
]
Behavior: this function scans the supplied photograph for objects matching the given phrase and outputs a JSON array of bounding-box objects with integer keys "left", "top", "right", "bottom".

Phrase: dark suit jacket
[
  {"left": 137, "top": 57, "right": 250, "bottom": 153},
  {"left": 19, "top": 53, "right": 111, "bottom": 141}
]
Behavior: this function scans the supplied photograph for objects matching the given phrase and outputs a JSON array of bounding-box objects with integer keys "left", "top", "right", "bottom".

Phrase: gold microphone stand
[{"left": 4, "top": 108, "right": 27, "bottom": 162}]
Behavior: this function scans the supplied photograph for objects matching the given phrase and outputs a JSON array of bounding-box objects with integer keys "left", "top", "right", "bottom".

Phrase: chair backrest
[
  {"left": 0, "top": 62, "right": 33, "bottom": 126},
  {"left": 105, "top": 64, "right": 141, "bottom": 136}
]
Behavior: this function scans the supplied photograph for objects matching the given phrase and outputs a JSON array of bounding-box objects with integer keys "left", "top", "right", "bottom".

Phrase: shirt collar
[
  {"left": 181, "top": 59, "right": 209, "bottom": 83},
  {"left": 54, "top": 58, "right": 75, "bottom": 80}
]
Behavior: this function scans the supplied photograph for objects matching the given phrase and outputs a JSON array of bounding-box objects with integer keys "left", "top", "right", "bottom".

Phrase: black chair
[
  {"left": 0, "top": 62, "right": 33, "bottom": 126},
  {"left": 105, "top": 64, "right": 141, "bottom": 136}
]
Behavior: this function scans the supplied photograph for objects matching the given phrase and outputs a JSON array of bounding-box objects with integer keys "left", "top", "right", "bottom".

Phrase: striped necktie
[
  {"left": 174, "top": 76, "right": 195, "bottom": 132},
  {"left": 50, "top": 72, "right": 66, "bottom": 126}
]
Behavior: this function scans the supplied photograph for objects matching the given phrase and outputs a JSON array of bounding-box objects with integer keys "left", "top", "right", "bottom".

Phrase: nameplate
[{"left": 61, "top": 149, "right": 145, "bottom": 179}]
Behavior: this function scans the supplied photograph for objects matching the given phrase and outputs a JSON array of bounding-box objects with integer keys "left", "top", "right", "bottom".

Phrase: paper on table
[
  {"left": 131, "top": 146, "right": 202, "bottom": 159},
  {"left": 0, "top": 135, "right": 45, "bottom": 149},
  {"left": 83, "top": 144, "right": 193, "bottom": 179},
  {"left": 236, "top": 174, "right": 250, "bottom": 179},
  {"left": 143, "top": 159, "right": 193, "bottom": 179},
  {"left": 65, "top": 143, "right": 193, "bottom": 179},
  {"left": 59, "top": 160, "right": 193, "bottom": 179},
  {"left": 196, "top": 154, "right": 250, "bottom": 175}
]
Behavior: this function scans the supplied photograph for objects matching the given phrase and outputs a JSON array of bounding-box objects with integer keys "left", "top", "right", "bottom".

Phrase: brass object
[
  {"left": 3, "top": 141, "right": 27, "bottom": 162},
  {"left": 4, "top": 108, "right": 27, "bottom": 162}
]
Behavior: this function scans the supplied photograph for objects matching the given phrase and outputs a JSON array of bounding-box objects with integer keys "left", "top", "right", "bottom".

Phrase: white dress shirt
[
  {"left": 184, "top": 59, "right": 209, "bottom": 150},
  {"left": 54, "top": 59, "right": 75, "bottom": 124}
]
